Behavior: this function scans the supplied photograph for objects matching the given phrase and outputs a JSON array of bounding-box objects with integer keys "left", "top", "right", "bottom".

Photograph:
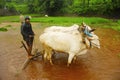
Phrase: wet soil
[{"left": 0, "top": 22, "right": 120, "bottom": 80}]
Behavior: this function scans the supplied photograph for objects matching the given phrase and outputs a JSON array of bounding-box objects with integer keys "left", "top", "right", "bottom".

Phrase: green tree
[
  {"left": 0, "top": 0, "right": 6, "bottom": 8},
  {"left": 27, "top": 0, "right": 45, "bottom": 13},
  {"left": 45, "top": 0, "right": 65, "bottom": 15},
  {"left": 27, "top": 0, "right": 65, "bottom": 15}
]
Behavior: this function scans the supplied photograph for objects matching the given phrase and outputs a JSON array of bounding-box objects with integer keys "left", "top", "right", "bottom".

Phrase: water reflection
[{"left": 23, "top": 53, "right": 91, "bottom": 80}]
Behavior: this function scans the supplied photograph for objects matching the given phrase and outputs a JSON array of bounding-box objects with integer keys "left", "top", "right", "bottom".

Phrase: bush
[
  {"left": 6, "top": 3, "right": 16, "bottom": 12},
  {"left": 15, "top": 4, "right": 28, "bottom": 14}
]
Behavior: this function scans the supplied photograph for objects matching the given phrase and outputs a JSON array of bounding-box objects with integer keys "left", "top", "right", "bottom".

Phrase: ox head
[
  {"left": 77, "top": 22, "right": 100, "bottom": 49},
  {"left": 85, "top": 35, "right": 100, "bottom": 49},
  {"left": 91, "top": 35, "right": 100, "bottom": 49}
]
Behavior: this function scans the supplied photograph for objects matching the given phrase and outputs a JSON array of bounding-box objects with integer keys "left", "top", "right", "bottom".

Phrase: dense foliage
[{"left": 0, "top": 0, "right": 120, "bottom": 18}]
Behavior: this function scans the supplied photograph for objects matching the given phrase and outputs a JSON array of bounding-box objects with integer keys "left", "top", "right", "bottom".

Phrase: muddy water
[{"left": 0, "top": 24, "right": 120, "bottom": 80}]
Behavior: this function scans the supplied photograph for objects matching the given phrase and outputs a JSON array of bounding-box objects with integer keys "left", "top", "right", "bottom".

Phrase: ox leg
[
  {"left": 45, "top": 46, "right": 53, "bottom": 65},
  {"left": 48, "top": 48, "right": 53, "bottom": 65},
  {"left": 43, "top": 45, "right": 51, "bottom": 61},
  {"left": 73, "top": 56, "right": 77, "bottom": 63},
  {"left": 44, "top": 51, "right": 47, "bottom": 61},
  {"left": 42, "top": 44, "right": 53, "bottom": 65},
  {"left": 43, "top": 44, "right": 48, "bottom": 61},
  {"left": 49, "top": 54, "right": 53, "bottom": 65},
  {"left": 67, "top": 53, "right": 75, "bottom": 67}
]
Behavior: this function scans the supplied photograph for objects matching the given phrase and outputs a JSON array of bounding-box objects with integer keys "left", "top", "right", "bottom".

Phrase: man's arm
[
  {"left": 21, "top": 24, "right": 28, "bottom": 37},
  {"left": 29, "top": 24, "right": 35, "bottom": 35}
]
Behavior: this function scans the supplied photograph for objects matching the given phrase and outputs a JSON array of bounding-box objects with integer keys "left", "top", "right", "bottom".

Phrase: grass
[
  {"left": 0, "top": 16, "right": 19, "bottom": 22},
  {"left": 0, "top": 25, "right": 13, "bottom": 32},
  {"left": 31, "top": 17, "right": 110, "bottom": 24},
  {"left": 0, "top": 27, "right": 8, "bottom": 32},
  {"left": 0, "top": 15, "right": 120, "bottom": 31},
  {"left": 31, "top": 16, "right": 120, "bottom": 31},
  {"left": 4, "top": 25, "right": 12, "bottom": 28}
]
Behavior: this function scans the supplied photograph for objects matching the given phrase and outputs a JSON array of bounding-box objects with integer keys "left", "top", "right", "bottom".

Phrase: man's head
[{"left": 25, "top": 16, "right": 30, "bottom": 23}]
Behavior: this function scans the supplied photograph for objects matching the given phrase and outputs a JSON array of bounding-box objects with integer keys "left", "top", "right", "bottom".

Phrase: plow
[{"left": 20, "top": 41, "right": 43, "bottom": 70}]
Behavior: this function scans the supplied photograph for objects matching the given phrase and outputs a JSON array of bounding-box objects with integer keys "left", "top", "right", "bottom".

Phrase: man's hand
[{"left": 29, "top": 35, "right": 34, "bottom": 37}]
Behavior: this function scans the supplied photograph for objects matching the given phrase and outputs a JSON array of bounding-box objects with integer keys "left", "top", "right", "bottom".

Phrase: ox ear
[
  {"left": 78, "top": 26, "right": 81, "bottom": 32},
  {"left": 89, "top": 28, "right": 96, "bottom": 33}
]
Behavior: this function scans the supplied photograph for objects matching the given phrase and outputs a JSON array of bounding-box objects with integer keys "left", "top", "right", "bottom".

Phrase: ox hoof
[
  {"left": 50, "top": 60, "right": 54, "bottom": 65},
  {"left": 67, "top": 63, "right": 70, "bottom": 67}
]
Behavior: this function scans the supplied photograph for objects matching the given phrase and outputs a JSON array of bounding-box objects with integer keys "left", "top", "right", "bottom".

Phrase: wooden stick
[
  {"left": 21, "top": 41, "right": 32, "bottom": 70},
  {"left": 21, "top": 58, "right": 32, "bottom": 70},
  {"left": 21, "top": 53, "right": 42, "bottom": 70},
  {"left": 21, "top": 41, "right": 29, "bottom": 53},
  {"left": 21, "top": 41, "right": 32, "bottom": 56},
  {"left": 21, "top": 41, "right": 43, "bottom": 70}
]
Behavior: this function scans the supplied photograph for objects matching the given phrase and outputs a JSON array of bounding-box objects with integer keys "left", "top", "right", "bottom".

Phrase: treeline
[{"left": 0, "top": 0, "right": 120, "bottom": 18}]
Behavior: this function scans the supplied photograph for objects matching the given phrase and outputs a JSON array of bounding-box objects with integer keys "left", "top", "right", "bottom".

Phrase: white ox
[
  {"left": 39, "top": 32, "right": 88, "bottom": 66},
  {"left": 44, "top": 24, "right": 80, "bottom": 35},
  {"left": 39, "top": 24, "right": 100, "bottom": 66},
  {"left": 43, "top": 24, "right": 100, "bottom": 48}
]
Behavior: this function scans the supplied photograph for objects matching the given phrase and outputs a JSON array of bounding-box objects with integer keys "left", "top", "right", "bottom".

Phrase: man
[{"left": 21, "top": 16, "right": 34, "bottom": 57}]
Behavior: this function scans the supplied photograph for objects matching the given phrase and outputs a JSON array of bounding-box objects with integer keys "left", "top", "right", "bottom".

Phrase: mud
[{"left": 0, "top": 22, "right": 120, "bottom": 80}]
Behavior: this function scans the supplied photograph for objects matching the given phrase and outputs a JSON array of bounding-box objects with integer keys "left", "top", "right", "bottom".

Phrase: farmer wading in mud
[{"left": 21, "top": 16, "right": 35, "bottom": 57}]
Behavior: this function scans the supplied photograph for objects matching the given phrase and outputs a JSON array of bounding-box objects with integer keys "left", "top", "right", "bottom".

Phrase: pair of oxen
[{"left": 39, "top": 24, "right": 100, "bottom": 66}]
